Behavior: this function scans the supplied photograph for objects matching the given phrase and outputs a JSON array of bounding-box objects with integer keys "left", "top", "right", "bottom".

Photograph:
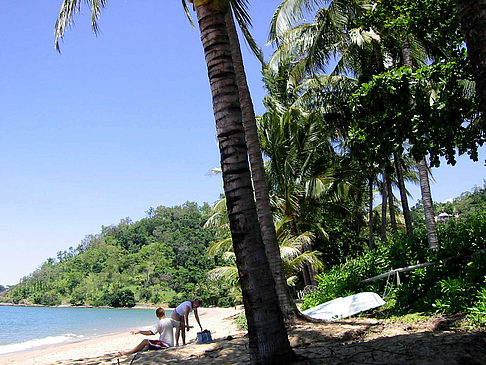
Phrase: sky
[{"left": 1, "top": 1, "right": 485, "bottom": 286}]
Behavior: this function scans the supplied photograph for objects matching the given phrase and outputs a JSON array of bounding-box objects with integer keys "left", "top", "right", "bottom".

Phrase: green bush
[
  {"left": 432, "top": 277, "right": 474, "bottom": 314},
  {"left": 302, "top": 207, "right": 486, "bottom": 317},
  {"left": 235, "top": 313, "right": 247, "bottom": 330},
  {"left": 467, "top": 281, "right": 486, "bottom": 328}
]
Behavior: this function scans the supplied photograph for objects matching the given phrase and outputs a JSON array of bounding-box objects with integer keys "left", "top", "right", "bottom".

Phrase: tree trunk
[
  {"left": 386, "top": 172, "right": 398, "bottom": 234},
  {"left": 400, "top": 35, "right": 438, "bottom": 249},
  {"left": 456, "top": 0, "right": 486, "bottom": 119},
  {"left": 393, "top": 152, "right": 413, "bottom": 236},
  {"left": 195, "top": 3, "right": 294, "bottom": 363},
  {"left": 368, "top": 177, "right": 375, "bottom": 250},
  {"left": 418, "top": 158, "right": 439, "bottom": 250},
  {"left": 380, "top": 172, "right": 387, "bottom": 243},
  {"left": 224, "top": 10, "right": 300, "bottom": 321}
]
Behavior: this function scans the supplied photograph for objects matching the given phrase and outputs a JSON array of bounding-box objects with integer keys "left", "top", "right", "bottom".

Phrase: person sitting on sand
[
  {"left": 119, "top": 307, "right": 187, "bottom": 355},
  {"left": 171, "top": 299, "right": 203, "bottom": 346}
]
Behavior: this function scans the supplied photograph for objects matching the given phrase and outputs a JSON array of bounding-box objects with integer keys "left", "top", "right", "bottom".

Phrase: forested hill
[{"left": 1, "top": 202, "right": 232, "bottom": 308}]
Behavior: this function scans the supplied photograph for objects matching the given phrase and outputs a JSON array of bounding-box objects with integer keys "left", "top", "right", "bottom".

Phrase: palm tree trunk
[
  {"left": 393, "top": 152, "right": 413, "bottom": 236},
  {"left": 224, "top": 10, "right": 299, "bottom": 321},
  {"left": 418, "top": 158, "right": 439, "bottom": 250},
  {"left": 456, "top": 0, "right": 486, "bottom": 119},
  {"left": 380, "top": 172, "right": 387, "bottom": 243},
  {"left": 195, "top": 3, "right": 294, "bottom": 363},
  {"left": 386, "top": 172, "right": 398, "bottom": 234},
  {"left": 401, "top": 35, "right": 438, "bottom": 250},
  {"left": 368, "top": 177, "right": 375, "bottom": 250}
]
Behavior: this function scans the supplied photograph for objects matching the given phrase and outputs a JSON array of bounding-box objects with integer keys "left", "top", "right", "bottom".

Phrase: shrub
[
  {"left": 235, "top": 313, "right": 247, "bottom": 330},
  {"left": 302, "top": 207, "right": 486, "bottom": 316},
  {"left": 467, "top": 282, "right": 486, "bottom": 328}
]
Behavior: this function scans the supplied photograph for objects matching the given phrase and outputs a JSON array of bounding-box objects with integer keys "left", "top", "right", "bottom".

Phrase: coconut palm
[
  {"left": 54, "top": 1, "right": 294, "bottom": 362},
  {"left": 224, "top": 9, "right": 300, "bottom": 321},
  {"left": 206, "top": 200, "right": 324, "bottom": 293},
  {"left": 399, "top": 34, "right": 439, "bottom": 250}
]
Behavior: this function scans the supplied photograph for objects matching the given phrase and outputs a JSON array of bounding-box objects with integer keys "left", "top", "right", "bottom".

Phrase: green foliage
[
  {"left": 302, "top": 203, "right": 486, "bottom": 321},
  {"left": 432, "top": 278, "right": 474, "bottom": 314},
  {"left": 235, "top": 313, "right": 248, "bottom": 330},
  {"left": 5, "top": 203, "right": 234, "bottom": 308},
  {"left": 103, "top": 288, "right": 136, "bottom": 308},
  {"left": 349, "top": 62, "right": 482, "bottom": 167},
  {"left": 467, "top": 281, "right": 486, "bottom": 328}
]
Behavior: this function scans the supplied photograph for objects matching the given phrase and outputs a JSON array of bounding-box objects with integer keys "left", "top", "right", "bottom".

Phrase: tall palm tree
[
  {"left": 54, "top": 1, "right": 295, "bottom": 362},
  {"left": 399, "top": 34, "right": 439, "bottom": 250},
  {"left": 380, "top": 170, "right": 388, "bottom": 243},
  {"left": 394, "top": 151, "right": 414, "bottom": 236},
  {"left": 224, "top": 9, "right": 300, "bottom": 321}
]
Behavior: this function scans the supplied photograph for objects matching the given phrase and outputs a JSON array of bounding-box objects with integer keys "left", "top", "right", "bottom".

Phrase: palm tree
[
  {"left": 224, "top": 9, "right": 300, "bottom": 321},
  {"left": 394, "top": 151, "right": 414, "bottom": 236},
  {"left": 399, "top": 34, "right": 439, "bottom": 250},
  {"left": 206, "top": 201, "right": 324, "bottom": 296},
  {"left": 54, "top": 1, "right": 295, "bottom": 362}
]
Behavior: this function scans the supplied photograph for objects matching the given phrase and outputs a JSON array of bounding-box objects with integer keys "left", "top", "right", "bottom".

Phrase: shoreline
[
  {"left": 0, "top": 302, "right": 160, "bottom": 310},
  {"left": 0, "top": 306, "right": 245, "bottom": 365}
]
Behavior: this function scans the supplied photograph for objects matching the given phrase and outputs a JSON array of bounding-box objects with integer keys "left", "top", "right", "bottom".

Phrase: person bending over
[
  {"left": 119, "top": 307, "right": 185, "bottom": 355},
  {"left": 171, "top": 299, "right": 203, "bottom": 346}
]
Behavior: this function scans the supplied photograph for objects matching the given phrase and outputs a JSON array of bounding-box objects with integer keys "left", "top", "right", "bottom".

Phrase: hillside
[{"left": 0, "top": 202, "right": 230, "bottom": 308}]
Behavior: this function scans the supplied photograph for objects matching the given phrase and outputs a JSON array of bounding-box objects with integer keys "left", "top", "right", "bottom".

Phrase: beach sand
[
  {"left": 2, "top": 308, "right": 485, "bottom": 364},
  {"left": 0, "top": 306, "right": 246, "bottom": 365}
]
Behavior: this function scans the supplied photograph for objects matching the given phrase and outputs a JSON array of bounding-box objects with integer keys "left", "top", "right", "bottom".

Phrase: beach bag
[{"left": 197, "top": 329, "right": 212, "bottom": 344}]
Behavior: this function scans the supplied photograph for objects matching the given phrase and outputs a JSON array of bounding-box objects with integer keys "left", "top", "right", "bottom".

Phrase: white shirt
[
  {"left": 175, "top": 301, "right": 193, "bottom": 317},
  {"left": 151, "top": 318, "right": 180, "bottom": 347}
]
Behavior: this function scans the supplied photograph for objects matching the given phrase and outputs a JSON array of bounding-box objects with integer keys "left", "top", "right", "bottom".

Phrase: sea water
[{"left": 0, "top": 305, "right": 169, "bottom": 355}]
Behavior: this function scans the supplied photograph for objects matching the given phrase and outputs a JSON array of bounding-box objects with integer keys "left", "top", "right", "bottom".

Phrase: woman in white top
[{"left": 171, "top": 299, "right": 203, "bottom": 346}]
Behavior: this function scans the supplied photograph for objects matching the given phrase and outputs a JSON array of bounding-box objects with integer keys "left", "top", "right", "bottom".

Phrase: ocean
[{"left": 0, "top": 305, "right": 170, "bottom": 355}]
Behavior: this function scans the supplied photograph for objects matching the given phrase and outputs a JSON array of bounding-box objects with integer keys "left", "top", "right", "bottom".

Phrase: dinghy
[{"left": 301, "top": 292, "right": 385, "bottom": 320}]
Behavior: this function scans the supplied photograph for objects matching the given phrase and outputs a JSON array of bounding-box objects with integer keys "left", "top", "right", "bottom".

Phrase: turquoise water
[{"left": 0, "top": 306, "right": 171, "bottom": 355}]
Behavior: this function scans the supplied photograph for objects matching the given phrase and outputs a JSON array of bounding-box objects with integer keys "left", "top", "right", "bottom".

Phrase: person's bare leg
[
  {"left": 171, "top": 312, "right": 181, "bottom": 346},
  {"left": 174, "top": 326, "right": 180, "bottom": 346},
  {"left": 181, "top": 316, "right": 187, "bottom": 346},
  {"left": 119, "top": 339, "right": 150, "bottom": 355}
]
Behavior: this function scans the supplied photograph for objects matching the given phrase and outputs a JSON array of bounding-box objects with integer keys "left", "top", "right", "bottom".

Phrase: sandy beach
[
  {"left": 0, "top": 306, "right": 246, "bottom": 365},
  {"left": 2, "top": 307, "right": 485, "bottom": 364}
]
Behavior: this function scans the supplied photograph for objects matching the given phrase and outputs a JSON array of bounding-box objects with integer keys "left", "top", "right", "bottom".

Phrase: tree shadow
[{"left": 52, "top": 327, "right": 486, "bottom": 364}]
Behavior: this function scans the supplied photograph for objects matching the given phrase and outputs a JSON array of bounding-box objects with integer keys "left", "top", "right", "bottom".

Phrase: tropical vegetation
[
  {"left": 1, "top": 203, "right": 232, "bottom": 308},
  {"left": 3, "top": 1, "right": 486, "bottom": 363}
]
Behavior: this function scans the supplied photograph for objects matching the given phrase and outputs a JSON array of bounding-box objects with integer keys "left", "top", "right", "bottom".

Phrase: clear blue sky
[{"left": 1, "top": 1, "right": 484, "bottom": 285}]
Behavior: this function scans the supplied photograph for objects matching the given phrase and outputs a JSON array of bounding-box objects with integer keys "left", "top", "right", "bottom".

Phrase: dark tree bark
[
  {"left": 386, "top": 172, "right": 398, "bottom": 234},
  {"left": 368, "top": 176, "right": 375, "bottom": 250},
  {"left": 380, "top": 172, "right": 387, "bottom": 243},
  {"left": 393, "top": 152, "right": 413, "bottom": 237},
  {"left": 195, "top": 3, "right": 294, "bottom": 363},
  {"left": 418, "top": 158, "right": 439, "bottom": 250},
  {"left": 224, "top": 10, "right": 300, "bottom": 321}
]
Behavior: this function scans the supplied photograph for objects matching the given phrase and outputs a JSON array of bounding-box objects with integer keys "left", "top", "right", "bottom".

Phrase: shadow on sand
[{"left": 51, "top": 319, "right": 486, "bottom": 365}]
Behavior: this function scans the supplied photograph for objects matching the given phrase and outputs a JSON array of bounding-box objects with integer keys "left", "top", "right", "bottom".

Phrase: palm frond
[
  {"left": 269, "top": 0, "right": 326, "bottom": 43},
  {"left": 181, "top": 0, "right": 195, "bottom": 27},
  {"left": 207, "top": 238, "right": 233, "bottom": 257},
  {"left": 55, "top": 0, "right": 82, "bottom": 51},
  {"left": 207, "top": 266, "right": 239, "bottom": 283},
  {"left": 287, "top": 250, "right": 324, "bottom": 271},
  {"left": 55, "top": 0, "right": 107, "bottom": 52}
]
